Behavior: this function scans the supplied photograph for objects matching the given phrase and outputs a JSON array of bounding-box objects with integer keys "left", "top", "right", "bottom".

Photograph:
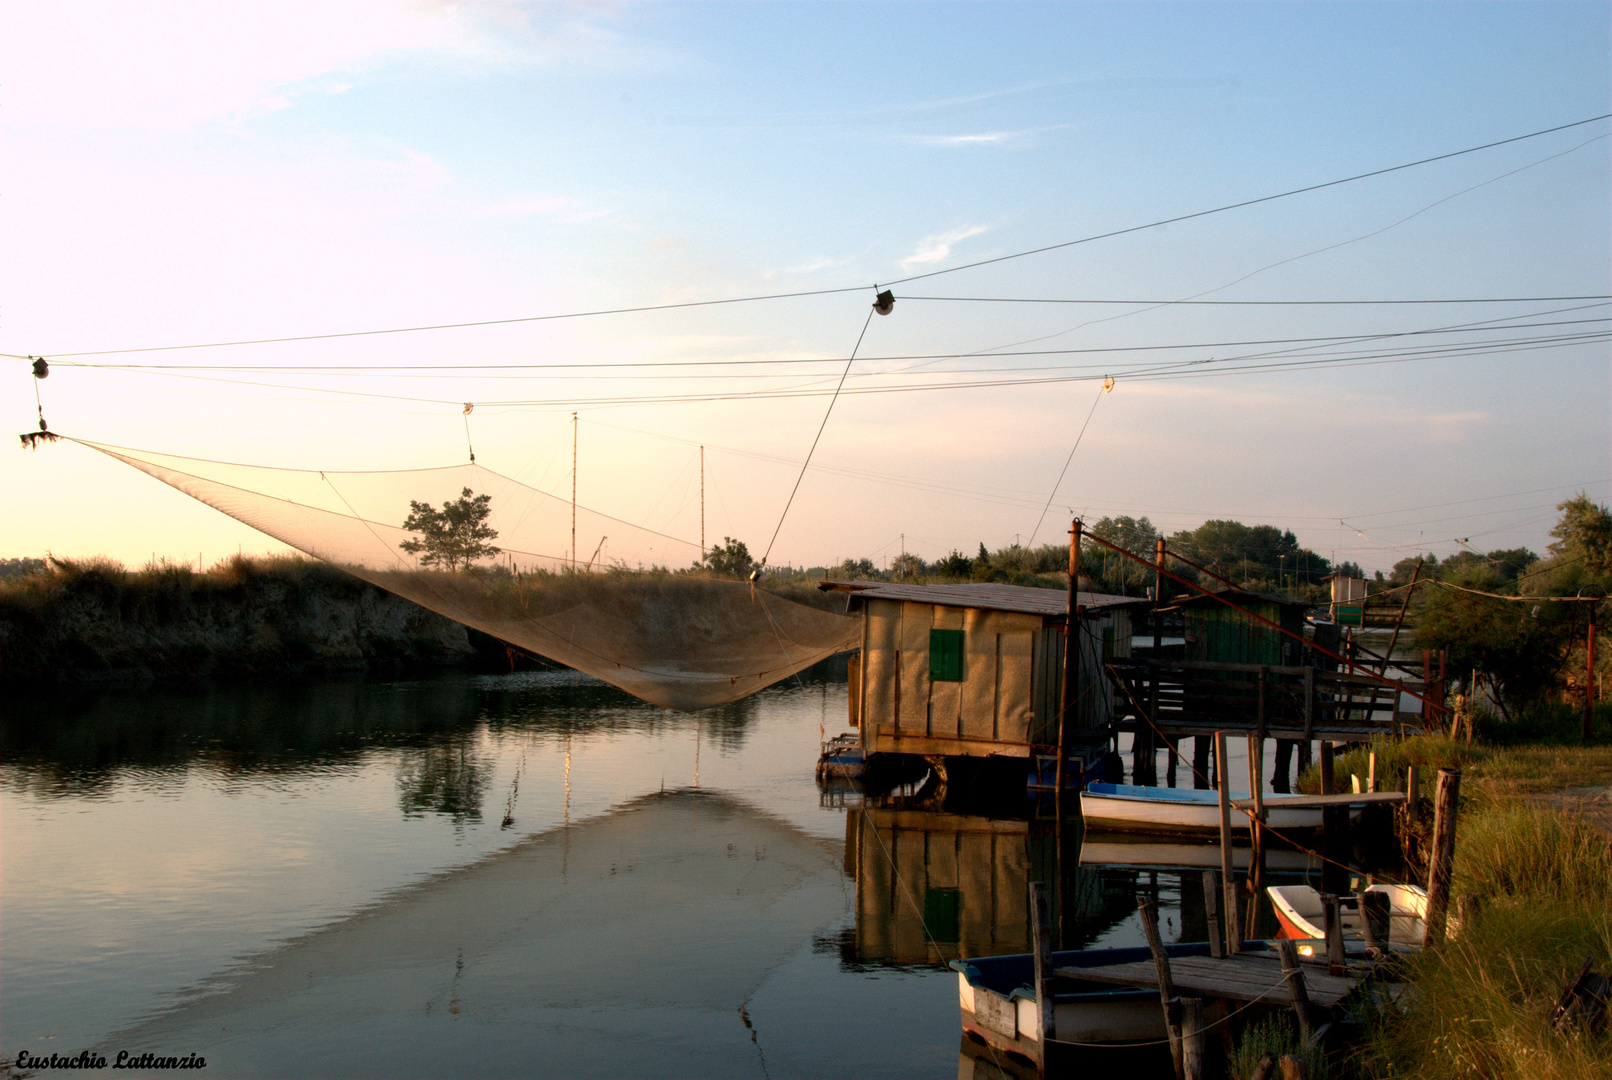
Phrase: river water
[{"left": 2, "top": 665, "right": 1280, "bottom": 1078}]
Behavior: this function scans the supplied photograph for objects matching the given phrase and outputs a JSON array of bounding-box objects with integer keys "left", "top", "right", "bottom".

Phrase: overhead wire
[{"left": 7, "top": 113, "right": 1606, "bottom": 362}]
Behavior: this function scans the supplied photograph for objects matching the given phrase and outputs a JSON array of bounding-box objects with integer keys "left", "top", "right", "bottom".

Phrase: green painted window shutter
[{"left": 929, "top": 628, "right": 964, "bottom": 681}]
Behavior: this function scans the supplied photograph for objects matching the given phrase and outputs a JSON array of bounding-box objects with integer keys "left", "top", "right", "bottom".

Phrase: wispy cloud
[
  {"left": 907, "top": 126, "right": 1064, "bottom": 148},
  {"left": 900, "top": 225, "right": 989, "bottom": 268}
]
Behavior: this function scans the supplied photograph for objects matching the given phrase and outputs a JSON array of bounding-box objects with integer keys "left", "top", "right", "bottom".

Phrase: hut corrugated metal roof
[{"left": 817, "top": 580, "right": 1148, "bottom": 618}]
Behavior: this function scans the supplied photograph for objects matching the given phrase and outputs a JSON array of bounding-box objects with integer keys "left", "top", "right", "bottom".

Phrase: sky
[{"left": 2, "top": 1, "right": 1608, "bottom": 577}]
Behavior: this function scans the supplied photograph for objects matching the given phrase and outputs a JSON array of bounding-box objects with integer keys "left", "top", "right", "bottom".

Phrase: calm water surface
[{"left": 3, "top": 666, "right": 1222, "bottom": 1078}]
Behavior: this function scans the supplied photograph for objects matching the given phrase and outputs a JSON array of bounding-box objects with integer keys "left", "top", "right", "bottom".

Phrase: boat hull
[
  {"left": 1268, "top": 883, "right": 1430, "bottom": 948},
  {"left": 1078, "top": 783, "right": 1327, "bottom": 839}
]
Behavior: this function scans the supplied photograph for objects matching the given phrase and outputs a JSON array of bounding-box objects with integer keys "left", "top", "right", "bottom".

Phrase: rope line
[{"left": 759, "top": 303, "right": 877, "bottom": 568}]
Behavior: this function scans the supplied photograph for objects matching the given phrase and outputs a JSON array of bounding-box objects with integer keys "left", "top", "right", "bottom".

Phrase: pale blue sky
[{"left": 3, "top": 2, "right": 1608, "bottom": 573}]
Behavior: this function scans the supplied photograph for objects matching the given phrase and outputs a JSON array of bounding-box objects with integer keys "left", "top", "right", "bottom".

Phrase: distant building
[{"left": 1163, "top": 586, "right": 1310, "bottom": 667}]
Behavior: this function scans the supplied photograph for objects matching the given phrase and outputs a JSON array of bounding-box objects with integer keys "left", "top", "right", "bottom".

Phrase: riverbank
[
  {"left": 0, "top": 555, "right": 477, "bottom": 686},
  {"left": 1290, "top": 735, "right": 1612, "bottom": 1079}
]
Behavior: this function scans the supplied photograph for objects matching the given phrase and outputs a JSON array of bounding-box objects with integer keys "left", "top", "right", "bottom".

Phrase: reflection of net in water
[{"left": 83, "top": 439, "right": 859, "bottom": 710}]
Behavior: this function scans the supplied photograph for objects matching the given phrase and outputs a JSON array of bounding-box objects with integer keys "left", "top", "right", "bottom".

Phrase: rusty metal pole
[
  {"left": 1585, "top": 603, "right": 1597, "bottom": 744},
  {"left": 1153, "top": 537, "right": 1169, "bottom": 785},
  {"left": 1056, "top": 519, "right": 1082, "bottom": 805}
]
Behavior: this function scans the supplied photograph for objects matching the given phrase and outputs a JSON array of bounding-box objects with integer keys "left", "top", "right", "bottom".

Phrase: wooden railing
[{"left": 1104, "top": 658, "right": 1432, "bottom": 741}]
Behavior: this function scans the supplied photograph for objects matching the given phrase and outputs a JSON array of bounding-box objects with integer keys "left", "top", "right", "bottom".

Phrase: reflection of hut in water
[
  {"left": 845, "top": 807, "right": 1136, "bottom": 965},
  {"left": 819, "top": 582, "right": 1148, "bottom": 784}
]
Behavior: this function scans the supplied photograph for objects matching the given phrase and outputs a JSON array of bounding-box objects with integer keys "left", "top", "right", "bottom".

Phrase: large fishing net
[{"left": 71, "top": 438, "right": 859, "bottom": 710}]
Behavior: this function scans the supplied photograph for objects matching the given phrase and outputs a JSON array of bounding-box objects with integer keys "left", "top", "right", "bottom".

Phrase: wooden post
[
  {"left": 1276, "top": 939, "right": 1312, "bottom": 1044},
  {"left": 1367, "top": 749, "right": 1379, "bottom": 793},
  {"left": 1302, "top": 666, "right": 1315, "bottom": 759},
  {"left": 1250, "top": 1053, "right": 1277, "bottom": 1080},
  {"left": 1585, "top": 604, "right": 1597, "bottom": 744},
  {"left": 1385, "top": 558, "right": 1422, "bottom": 664},
  {"left": 1180, "top": 997, "right": 1206, "bottom": 1080},
  {"left": 1422, "top": 768, "right": 1462, "bottom": 948},
  {"left": 1406, "top": 765, "right": 1420, "bottom": 823},
  {"left": 1138, "top": 897, "right": 1185, "bottom": 1080},
  {"left": 1030, "top": 881, "right": 1055, "bottom": 1059},
  {"left": 1202, "top": 870, "right": 1224, "bottom": 959},
  {"left": 1056, "top": 520, "right": 1082, "bottom": 806},
  {"left": 1360, "top": 890, "right": 1390, "bottom": 949},
  {"left": 1321, "top": 893, "right": 1346, "bottom": 975},
  {"left": 1149, "top": 538, "right": 1166, "bottom": 787},
  {"left": 1215, "top": 731, "right": 1240, "bottom": 954},
  {"left": 1318, "top": 741, "right": 1346, "bottom": 896},
  {"left": 1279, "top": 1056, "right": 1309, "bottom": 1080}
]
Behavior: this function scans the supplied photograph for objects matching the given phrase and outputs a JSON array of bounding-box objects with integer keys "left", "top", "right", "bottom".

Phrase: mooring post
[
  {"left": 1030, "top": 880, "right": 1055, "bottom": 1066},
  {"left": 1279, "top": 1055, "right": 1309, "bottom": 1080},
  {"left": 1422, "top": 768, "right": 1462, "bottom": 948},
  {"left": 1406, "top": 764, "right": 1420, "bottom": 823},
  {"left": 1202, "top": 870, "right": 1224, "bottom": 959},
  {"left": 1214, "top": 730, "right": 1240, "bottom": 954},
  {"left": 1179, "top": 997, "right": 1206, "bottom": 1080},
  {"left": 1276, "top": 939, "right": 1312, "bottom": 1044},
  {"left": 1321, "top": 893, "right": 1346, "bottom": 975},
  {"left": 1318, "top": 741, "right": 1346, "bottom": 896},
  {"left": 1368, "top": 749, "right": 1379, "bottom": 793},
  {"left": 1138, "top": 896, "right": 1185, "bottom": 1080},
  {"left": 1249, "top": 1053, "right": 1277, "bottom": 1080},
  {"left": 1360, "top": 890, "right": 1390, "bottom": 949}
]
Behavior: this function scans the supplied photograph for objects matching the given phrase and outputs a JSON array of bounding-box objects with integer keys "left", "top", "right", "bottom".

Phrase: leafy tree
[
  {"left": 1548, "top": 494, "right": 1612, "bottom": 575},
  {"left": 400, "top": 488, "right": 501, "bottom": 571},
  {"left": 833, "top": 556, "right": 877, "bottom": 580},
  {"left": 935, "top": 550, "right": 973, "bottom": 578},
  {"left": 700, "top": 537, "right": 757, "bottom": 578},
  {"left": 890, "top": 552, "right": 925, "bottom": 580}
]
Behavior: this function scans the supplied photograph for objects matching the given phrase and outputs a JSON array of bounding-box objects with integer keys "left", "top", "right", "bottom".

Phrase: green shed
[{"left": 1166, "top": 587, "right": 1309, "bottom": 667}]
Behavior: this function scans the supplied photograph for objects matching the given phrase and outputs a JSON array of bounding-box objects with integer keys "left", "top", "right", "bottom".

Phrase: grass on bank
[{"left": 1269, "top": 728, "right": 1612, "bottom": 1080}]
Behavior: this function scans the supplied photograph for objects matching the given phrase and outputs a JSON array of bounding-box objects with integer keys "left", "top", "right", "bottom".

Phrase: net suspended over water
[{"left": 74, "top": 438, "right": 860, "bottom": 710}]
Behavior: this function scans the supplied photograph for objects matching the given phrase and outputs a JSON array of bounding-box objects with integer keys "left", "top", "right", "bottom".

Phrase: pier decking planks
[{"left": 1055, "top": 953, "right": 1356, "bottom": 1007}]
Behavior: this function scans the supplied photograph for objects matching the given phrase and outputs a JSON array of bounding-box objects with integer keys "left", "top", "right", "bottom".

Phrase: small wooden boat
[
  {"left": 952, "top": 941, "right": 1291, "bottom": 1062},
  {"left": 1268, "top": 883, "right": 1429, "bottom": 949},
  {"left": 1078, "top": 782, "right": 1401, "bottom": 839},
  {"left": 814, "top": 732, "right": 864, "bottom": 781}
]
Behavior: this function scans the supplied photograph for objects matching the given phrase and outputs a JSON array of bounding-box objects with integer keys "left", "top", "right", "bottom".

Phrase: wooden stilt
[
  {"left": 1202, "top": 870, "right": 1224, "bottom": 959},
  {"left": 1215, "top": 731, "right": 1240, "bottom": 955}
]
